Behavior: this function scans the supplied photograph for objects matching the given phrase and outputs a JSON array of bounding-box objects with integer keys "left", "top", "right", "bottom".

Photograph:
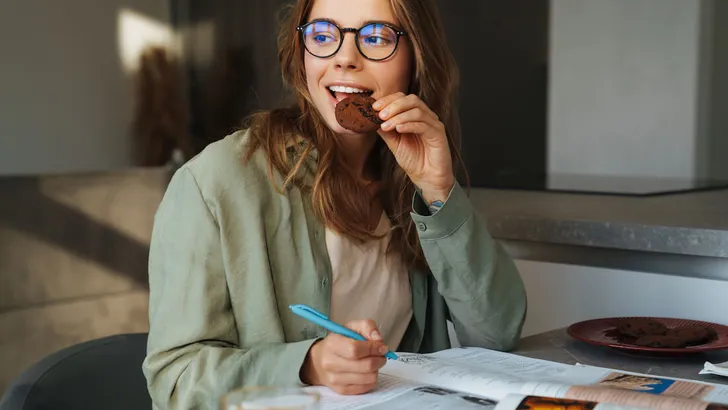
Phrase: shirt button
[
  {"left": 321, "top": 277, "right": 328, "bottom": 287},
  {"left": 417, "top": 222, "right": 427, "bottom": 231}
]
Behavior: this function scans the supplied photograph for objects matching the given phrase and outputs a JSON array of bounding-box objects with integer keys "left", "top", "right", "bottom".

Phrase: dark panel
[
  {"left": 436, "top": 0, "right": 549, "bottom": 185},
  {"left": 173, "top": 0, "right": 549, "bottom": 181}
]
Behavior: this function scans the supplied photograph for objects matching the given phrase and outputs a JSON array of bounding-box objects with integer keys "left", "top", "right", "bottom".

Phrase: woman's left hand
[{"left": 373, "top": 93, "right": 455, "bottom": 204}]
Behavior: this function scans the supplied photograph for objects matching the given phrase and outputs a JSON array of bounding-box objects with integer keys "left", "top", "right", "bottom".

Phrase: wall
[
  {"left": 0, "top": 0, "right": 172, "bottom": 175},
  {"left": 516, "top": 260, "right": 728, "bottom": 337},
  {"left": 0, "top": 168, "right": 169, "bottom": 394},
  {"left": 548, "top": 0, "right": 703, "bottom": 179},
  {"left": 448, "top": 258, "right": 728, "bottom": 347},
  {"left": 706, "top": 0, "right": 728, "bottom": 179}
]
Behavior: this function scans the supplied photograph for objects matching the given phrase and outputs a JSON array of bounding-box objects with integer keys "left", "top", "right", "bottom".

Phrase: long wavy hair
[{"left": 242, "top": 0, "right": 465, "bottom": 270}]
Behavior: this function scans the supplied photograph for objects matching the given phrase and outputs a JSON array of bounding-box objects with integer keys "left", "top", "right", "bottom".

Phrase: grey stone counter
[
  {"left": 470, "top": 188, "right": 728, "bottom": 259},
  {"left": 5, "top": 166, "right": 726, "bottom": 277},
  {"left": 515, "top": 328, "right": 728, "bottom": 385}
]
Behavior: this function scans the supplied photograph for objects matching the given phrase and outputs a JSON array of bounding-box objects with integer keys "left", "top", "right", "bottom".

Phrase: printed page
[
  {"left": 428, "top": 347, "right": 605, "bottom": 385},
  {"left": 305, "top": 375, "right": 416, "bottom": 410},
  {"left": 565, "top": 365, "right": 728, "bottom": 405},
  {"left": 381, "top": 352, "right": 528, "bottom": 400},
  {"left": 307, "top": 374, "right": 499, "bottom": 410},
  {"left": 381, "top": 347, "right": 600, "bottom": 400},
  {"left": 422, "top": 347, "right": 728, "bottom": 407}
]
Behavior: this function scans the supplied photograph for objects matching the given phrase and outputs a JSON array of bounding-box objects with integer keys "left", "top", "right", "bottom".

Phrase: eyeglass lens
[{"left": 301, "top": 21, "right": 399, "bottom": 60}]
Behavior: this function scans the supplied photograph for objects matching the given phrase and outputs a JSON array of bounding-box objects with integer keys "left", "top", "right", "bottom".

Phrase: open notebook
[{"left": 305, "top": 347, "right": 728, "bottom": 410}]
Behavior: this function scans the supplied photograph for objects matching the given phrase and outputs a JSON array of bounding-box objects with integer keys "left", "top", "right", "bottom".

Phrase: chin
[{"left": 328, "top": 120, "right": 367, "bottom": 137}]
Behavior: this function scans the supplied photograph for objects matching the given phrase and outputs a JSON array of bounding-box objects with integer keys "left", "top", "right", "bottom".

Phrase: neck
[{"left": 337, "top": 134, "right": 378, "bottom": 179}]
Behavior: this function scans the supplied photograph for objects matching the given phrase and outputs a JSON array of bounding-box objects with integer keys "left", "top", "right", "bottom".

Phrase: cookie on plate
[
  {"left": 634, "top": 335, "right": 687, "bottom": 348},
  {"left": 665, "top": 326, "right": 714, "bottom": 345},
  {"left": 617, "top": 318, "right": 667, "bottom": 338}
]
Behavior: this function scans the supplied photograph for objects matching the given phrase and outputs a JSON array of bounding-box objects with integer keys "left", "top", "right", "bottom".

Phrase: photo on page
[
  {"left": 514, "top": 395, "right": 597, "bottom": 410},
  {"left": 594, "top": 372, "right": 715, "bottom": 399}
]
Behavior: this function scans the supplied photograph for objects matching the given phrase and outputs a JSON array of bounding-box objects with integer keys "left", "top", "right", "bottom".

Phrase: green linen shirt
[{"left": 142, "top": 130, "right": 527, "bottom": 410}]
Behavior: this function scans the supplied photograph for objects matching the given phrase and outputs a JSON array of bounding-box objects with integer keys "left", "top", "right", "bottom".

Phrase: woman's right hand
[{"left": 300, "top": 320, "right": 390, "bottom": 395}]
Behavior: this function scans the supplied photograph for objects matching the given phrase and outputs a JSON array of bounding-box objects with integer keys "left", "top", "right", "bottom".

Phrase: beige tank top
[{"left": 325, "top": 213, "right": 413, "bottom": 350}]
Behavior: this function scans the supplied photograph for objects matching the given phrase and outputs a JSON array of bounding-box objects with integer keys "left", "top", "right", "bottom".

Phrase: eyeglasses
[{"left": 296, "top": 19, "right": 407, "bottom": 61}]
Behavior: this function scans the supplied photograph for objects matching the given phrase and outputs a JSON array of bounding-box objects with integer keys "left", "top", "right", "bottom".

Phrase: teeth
[{"left": 328, "top": 85, "right": 369, "bottom": 94}]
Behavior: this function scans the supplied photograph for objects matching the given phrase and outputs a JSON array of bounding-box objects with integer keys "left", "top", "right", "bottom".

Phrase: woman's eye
[
  {"left": 362, "top": 36, "right": 390, "bottom": 46},
  {"left": 312, "top": 33, "right": 336, "bottom": 43}
]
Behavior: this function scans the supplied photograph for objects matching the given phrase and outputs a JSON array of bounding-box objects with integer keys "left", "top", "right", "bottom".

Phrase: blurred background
[{"left": 1, "top": 0, "right": 727, "bottom": 395}]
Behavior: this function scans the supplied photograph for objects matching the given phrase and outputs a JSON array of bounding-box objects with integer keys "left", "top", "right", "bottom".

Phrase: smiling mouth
[{"left": 327, "top": 85, "right": 374, "bottom": 102}]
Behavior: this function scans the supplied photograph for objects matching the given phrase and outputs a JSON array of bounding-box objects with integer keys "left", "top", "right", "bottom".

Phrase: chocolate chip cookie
[
  {"left": 665, "top": 326, "right": 715, "bottom": 345},
  {"left": 617, "top": 318, "right": 668, "bottom": 338},
  {"left": 634, "top": 335, "right": 687, "bottom": 348},
  {"left": 335, "top": 94, "right": 383, "bottom": 133}
]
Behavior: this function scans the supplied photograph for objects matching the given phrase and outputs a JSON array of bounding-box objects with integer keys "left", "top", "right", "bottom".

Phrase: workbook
[{"left": 305, "top": 347, "right": 728, "bottom": 410}]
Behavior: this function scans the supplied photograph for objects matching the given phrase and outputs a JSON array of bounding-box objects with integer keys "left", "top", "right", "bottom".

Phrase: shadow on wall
[
  {"left": 0, "top": 169, "right": 171, "bottom": 313},
  {"left": 0, "top": 168, "right": 169, "bottom": 395},
  {"left": 1, "top": 180, "right": 149, "bottom": 286}
]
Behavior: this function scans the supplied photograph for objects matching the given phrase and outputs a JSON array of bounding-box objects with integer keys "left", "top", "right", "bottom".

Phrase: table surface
[{"left": 514, "top": 328, "right": 728, "bottom": 385}]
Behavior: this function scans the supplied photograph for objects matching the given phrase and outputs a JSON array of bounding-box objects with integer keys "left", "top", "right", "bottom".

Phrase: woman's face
[{"left": 303, "top": 0, "right": 413, "bottom": 135}]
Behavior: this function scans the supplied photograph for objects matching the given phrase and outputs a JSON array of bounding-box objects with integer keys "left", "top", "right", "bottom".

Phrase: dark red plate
[{"left": 567, "top": 317, "right": 728, "bottom": 355}]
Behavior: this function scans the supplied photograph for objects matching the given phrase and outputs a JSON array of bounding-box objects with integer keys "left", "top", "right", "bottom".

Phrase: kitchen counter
[
  {"left": 471, "top": 188, "right": 728, "bottom": 258},
  {"left": 5, "top": 166, "right": 726, "bottom": 278},
  {"left": 470, "top": 187, "right": 728, "bottom": 279}
]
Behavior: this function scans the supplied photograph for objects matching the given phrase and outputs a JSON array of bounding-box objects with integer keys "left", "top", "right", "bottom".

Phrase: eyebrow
[{"left": 306, "top": 17, "right": 399, "bottom": 28}]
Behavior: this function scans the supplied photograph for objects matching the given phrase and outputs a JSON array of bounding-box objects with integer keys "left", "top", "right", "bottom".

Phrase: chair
[{"left": 0, "top": 333, "right": 152, "bottom": 410}]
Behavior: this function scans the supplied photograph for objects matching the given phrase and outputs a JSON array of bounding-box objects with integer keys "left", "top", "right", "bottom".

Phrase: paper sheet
[
  {"left": 701, "top": 361, "right": 728, "bottom": 378},
  {"left": 307, "top": 375, "right": 498, "bottom": 410},
  {"left": 382, "top": 347, "right": 606, "bottom": 400}
]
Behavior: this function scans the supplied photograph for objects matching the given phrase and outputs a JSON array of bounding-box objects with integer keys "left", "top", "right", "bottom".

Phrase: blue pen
[{"left": 289, "top": 304, "right": 399, "bottom": 360}]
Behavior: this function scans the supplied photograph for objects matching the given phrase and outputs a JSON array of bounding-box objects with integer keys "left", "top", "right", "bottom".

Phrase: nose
[{"left": 333, "top": 32, "right": 362, "bottom": 70}]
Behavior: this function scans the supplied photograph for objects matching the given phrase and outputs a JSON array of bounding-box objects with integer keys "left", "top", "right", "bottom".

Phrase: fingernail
[
  {"left": 379, "top": 345, "right": 388, "bottom": 355},
  {"left": 373, "top": 101, "right": 382, "bottom": 109},
  {"left": 379, "top": 109, "right": 389, "bottom": 119},
  {"left": 371, "top": 330, "right": 382, "bottom": 340},
  {"left": 381, "top": 121, "right": 390, "bottom": 130}
]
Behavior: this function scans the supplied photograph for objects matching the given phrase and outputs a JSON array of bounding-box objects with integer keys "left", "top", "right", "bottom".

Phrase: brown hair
[{"left": 242, "top": 0, "right": 465, "bottom": 270}]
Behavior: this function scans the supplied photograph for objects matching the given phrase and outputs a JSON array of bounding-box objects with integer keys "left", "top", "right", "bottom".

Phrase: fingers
[
  {"left": 372, "top": 92, "right": 406, "bottom": 111},
  {"left": 375, "top": 93, "right": 438, "bottom": 125},
  {"left": 381, "top": 109, "right": 442, "bottom": 134},
  {"left": 319, "top": 343, "right": 387, "bottom": 373},
  {"left": 376, "top": 127, "right": 402, "bottom": 155},
  {"left": 330, "top": 382, "right": 378, "bottom": 396},
  {"left": 323, "top": 371, "right": 378, "bottom": 388},
  {"left": 345, "top": 319, "right": 383, "bottom": 341},
  {"left": 303, "top": 323, "right": 388, "bottom": 396},
  {"left": 327, "top": 333, "right": 389, "bottom": 360},
  {"left": 391, "top": 121, "right": 446, "bottom": 139}
]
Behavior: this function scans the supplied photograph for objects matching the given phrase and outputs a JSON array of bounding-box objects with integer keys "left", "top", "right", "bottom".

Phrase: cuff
[
  {"left": 410, "top": 182, "right": 474, "bottom": 240},
  {"left": 277, "top": 338, "right": 320, "bottom": 387}
]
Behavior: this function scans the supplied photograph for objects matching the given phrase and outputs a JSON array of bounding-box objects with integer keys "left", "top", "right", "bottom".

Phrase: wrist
[{"left": 420, "top": 182, "right": 454, "bottom": 206}]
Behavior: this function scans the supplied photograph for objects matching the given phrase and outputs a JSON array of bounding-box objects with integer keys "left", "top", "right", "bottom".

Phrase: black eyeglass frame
[{"left": 296, "top": 19, "right": 408, "bottom": 61}]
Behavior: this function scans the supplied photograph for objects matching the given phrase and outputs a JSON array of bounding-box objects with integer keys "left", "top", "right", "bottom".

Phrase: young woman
[{"left": 142, "top": 0, "right": 527, "bottom": 408}]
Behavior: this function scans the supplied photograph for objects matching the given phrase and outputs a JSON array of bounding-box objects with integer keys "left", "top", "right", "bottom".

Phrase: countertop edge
[{"left": 484, "top": 215, "right": 728, "bottom": 259}]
